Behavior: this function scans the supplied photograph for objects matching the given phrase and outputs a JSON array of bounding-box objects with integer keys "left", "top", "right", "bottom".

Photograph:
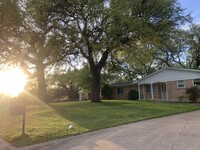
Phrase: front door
[{"left": 160, "top": 84, "right": 166, "bottom": 99}]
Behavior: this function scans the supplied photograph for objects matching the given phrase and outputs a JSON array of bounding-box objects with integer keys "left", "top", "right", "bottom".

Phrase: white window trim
[
  {"left": 193, "top": 78, "right": 200, "bottom": 86},
  {"left": 116, "top": 87, "right": 124, "bottom": 95},
  {"left": 177, "top": 80, "right": 185, "bottom": 88}
]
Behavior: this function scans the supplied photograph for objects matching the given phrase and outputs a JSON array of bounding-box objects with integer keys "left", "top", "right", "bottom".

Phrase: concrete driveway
[{"left": 19, "top": 110, "right": 200, "bottom": 150}]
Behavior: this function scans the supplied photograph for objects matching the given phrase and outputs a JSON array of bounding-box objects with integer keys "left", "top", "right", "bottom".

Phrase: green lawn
[{"left": 1, "top": 100, "right": 200, "bottom": 147}]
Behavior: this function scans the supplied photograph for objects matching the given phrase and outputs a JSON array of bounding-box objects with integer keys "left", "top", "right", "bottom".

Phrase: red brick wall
[
  {"left": 112, "top": 79, "right": 194, "bottom": 101},
  {"left": 112, "top": 85, "right": 138, "bottom": 100},
  {"left": 167, "top": 79, "right": 194, "bottom": 101}
]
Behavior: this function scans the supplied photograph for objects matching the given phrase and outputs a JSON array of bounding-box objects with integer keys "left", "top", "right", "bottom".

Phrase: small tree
[
  {"left": 186, "top": 86, "right": 200, "bottom": 102},
  {"left": 47, "top": 70, "right": 79, "bottom": 101},
  {"left": 128, "top": 90, "right": 139, "bottom": 100}
]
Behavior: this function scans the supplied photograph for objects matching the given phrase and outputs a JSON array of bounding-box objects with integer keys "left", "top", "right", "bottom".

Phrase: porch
[{"left": 138, "top": 82, "right": 168, "bottom": 100}]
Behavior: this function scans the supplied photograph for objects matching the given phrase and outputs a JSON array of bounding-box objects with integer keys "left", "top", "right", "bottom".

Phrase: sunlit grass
[
  {"left": 1, "top": 100, "right": 200, "bottom": 147},
  {"left": 0, "top": 103, "right": 88, "bottom": 147}
]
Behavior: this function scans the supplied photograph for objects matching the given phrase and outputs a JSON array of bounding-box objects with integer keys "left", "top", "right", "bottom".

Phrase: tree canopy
[
  {"left": 0, "top": 0, "right": 195, "bottom": 103},
  {"left": 186, "top": 24, "right": 200, "bottom": 69},
  {"left": 52, "top": 0, "right": 190, "bottom": 102},
  {"left": 0, "top": 0, "right": 76, "bottom": 102}
]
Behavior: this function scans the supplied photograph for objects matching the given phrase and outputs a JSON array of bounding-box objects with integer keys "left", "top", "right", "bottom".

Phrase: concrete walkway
[
  {"left": 17, "top": 111, "right": 200, "bottom": 150},
  {"left": 0, "top": 139, "right": 16, "bottom": 150}
]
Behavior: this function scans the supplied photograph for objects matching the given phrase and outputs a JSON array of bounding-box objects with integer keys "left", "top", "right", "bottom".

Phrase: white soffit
[{"left": 138, "top": 68, "right": 200, "bottom": 84}]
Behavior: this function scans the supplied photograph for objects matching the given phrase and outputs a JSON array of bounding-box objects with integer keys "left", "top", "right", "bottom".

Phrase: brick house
[
  {"left": 111, "top": 67, "right": 200, "bottom": 101},
  {"left": 110, "top": 82, "right": 138, "bottom": 100}
]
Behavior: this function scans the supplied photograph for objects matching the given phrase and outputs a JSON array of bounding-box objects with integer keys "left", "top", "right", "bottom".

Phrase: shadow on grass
[
  {"left": 2, "top": 100, "right": 200, "bottom": 147},
  {"left": 49, "top": 100, "right": 200, "bottom": 130},
  {"left": 48, "top": 100, "right": 169, "bottom": 131},
  {"left": 10, "top": 134, "right": 30, "bottom": 146}
]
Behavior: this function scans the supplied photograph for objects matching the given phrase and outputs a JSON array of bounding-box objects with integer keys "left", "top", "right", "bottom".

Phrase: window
[
  {"left": 117, "top": 88, "right": 124, "bottom": 95},
  {"left": 194, "top": 79, "right": 200, "bottom": 85},
  {"left": 146, "top": 85, "right": 151, "bottom": 93},
  {"left": 153, "top": 85, "right": 157, "bottom": 93},
  {"left": 177, "top": 80, "right": 185, "bottom": 88}
]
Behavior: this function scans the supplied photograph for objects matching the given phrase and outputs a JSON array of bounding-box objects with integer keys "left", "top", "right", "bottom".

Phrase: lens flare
[{"left": 0, "top": 68, "right": 27, "bottom": 97}]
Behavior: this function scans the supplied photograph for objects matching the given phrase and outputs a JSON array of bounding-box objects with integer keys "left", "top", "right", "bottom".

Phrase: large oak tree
[
  {"left": 186, "top": 24, "right": 200, "bottom": 69},
  {"left": 0, "top": 0, "right": 190, "bottom": 102},
  {"left": 54, "top": 0, "right": 189, "bottom": 102},
  {"left": 0, "top": 0, "right": 74, "bottom": 102}
]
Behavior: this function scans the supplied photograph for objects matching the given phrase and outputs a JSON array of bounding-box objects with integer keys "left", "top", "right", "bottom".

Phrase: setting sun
[{"left": 0, "top": 68, "right": 27, "bottom": 97}]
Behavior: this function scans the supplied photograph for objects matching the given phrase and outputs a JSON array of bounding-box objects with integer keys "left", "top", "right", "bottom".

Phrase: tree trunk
[
  {"left": 196, "top": 55, "right": 200, "bottom": 69},
  {"left": 36, "top": 64, "right": 48, "bottom": 102},
  {"left": 87, "top": 50, "right": 109, "bottom": 103},
  {"left": 91, "top": 69, "right": 101, "bottom": 102}
]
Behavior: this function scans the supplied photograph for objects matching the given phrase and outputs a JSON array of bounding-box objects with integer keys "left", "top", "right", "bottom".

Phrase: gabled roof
[{"left": 138, "top": 67, "right": 200, "bottom": 84}]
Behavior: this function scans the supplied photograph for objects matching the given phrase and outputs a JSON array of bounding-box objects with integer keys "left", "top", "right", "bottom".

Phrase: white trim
[
  {"left": 177, "top": 80, "right": 185, "bottom": 88},
  {"left": 139, "top": 77, "right": 200, "bottom": 84},
  {"left": 138, "top": 67, "right": 200, "bottom": 84},
  {"left": 151, "top": 83, "right": 154, "bottom": 100},
  {"left": 166, "top": 82, "right": 168, "bottom": 100},
  {"left": 116, "top": 87, "right": 124, "bottom": 95},
  {"left": 193, "top": 78, "right": 200, "bottom": 86},
  {"left": 138, "top": 84, "right": 141, "bottom": 99}
]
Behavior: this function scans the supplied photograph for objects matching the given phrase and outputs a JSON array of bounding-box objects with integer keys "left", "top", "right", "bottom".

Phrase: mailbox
[{"left": 8, "top": 104, "right": 26, "bottom": 137}]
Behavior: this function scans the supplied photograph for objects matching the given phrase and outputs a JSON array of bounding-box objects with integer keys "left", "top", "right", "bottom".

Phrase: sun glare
[{"left": 0, "top": 68, "right": 27, "bottom": 97}]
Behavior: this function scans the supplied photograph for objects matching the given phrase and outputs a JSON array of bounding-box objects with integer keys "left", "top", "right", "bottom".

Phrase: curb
[{"left": 0, "top": 139, "right": 17, "bottom": 150}]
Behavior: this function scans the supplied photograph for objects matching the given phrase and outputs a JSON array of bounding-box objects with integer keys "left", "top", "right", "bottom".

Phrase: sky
[{"left": 178, "top": 0, "right": 200, "bottom": 25}]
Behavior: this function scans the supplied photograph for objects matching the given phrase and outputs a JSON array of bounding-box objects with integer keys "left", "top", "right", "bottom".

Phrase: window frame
[
  {"left": 194, "top": 79, "right": 200, "bottom": 86},
  {"left": 146, "top": 85, "right": 151, "bottom": 93},
  {"left": 116, "top": 87, "right": 124, "bottom": 95},
  {"left": 177, "top": 80, "right": 185, "bottom": 88}
]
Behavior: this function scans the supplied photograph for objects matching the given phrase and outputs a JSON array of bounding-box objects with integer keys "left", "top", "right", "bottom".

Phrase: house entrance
[{"left": 160, "top": 84, "right": 166, "bottom": 99}]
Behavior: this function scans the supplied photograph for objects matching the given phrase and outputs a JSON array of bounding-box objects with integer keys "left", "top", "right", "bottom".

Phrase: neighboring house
[
  {"left": 110, "top": 82, "right": 138, "bottom": 100},
  {"left": 111, "top": 67, "right": 200, "bottom": 101},
  {"left": 79, "top": 91, "right": 90, "bottom": 101}
]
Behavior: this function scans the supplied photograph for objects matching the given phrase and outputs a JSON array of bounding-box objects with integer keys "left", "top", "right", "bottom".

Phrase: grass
[{"left": 1, "top": 100, "right": 200, "bottom": 147}]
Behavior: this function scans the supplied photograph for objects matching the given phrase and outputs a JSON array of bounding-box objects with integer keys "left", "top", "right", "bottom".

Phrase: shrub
[
  {"left": 178, "top": 96, "right": 185, "bottom": 103},
  {"left": 186, "top": 86, "right": 200, "bottom": 102},
  {"left": 101, "top": 84, "right": 113, "bottom": 99},
  {"left": 128, "top": 90, "right": 139, "bottom": 100}
]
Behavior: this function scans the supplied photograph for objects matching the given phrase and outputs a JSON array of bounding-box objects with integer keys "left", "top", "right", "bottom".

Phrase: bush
[
  {"left": 178, "top": 96, "right": 185, "bottom": 103},
  {"left": 128, "top": 90, "right": 139, "bottom": 100},
  {"left": 101, "top": 84, "right": 112, "bottom": 99},
  {"left": 186, "top": 86, "right": 200, "bottom": 102}
]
